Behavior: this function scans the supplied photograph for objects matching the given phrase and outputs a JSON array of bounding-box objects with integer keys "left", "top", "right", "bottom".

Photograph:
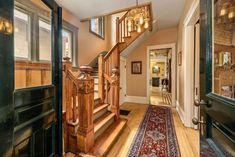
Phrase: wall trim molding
[
  {"left": 125, "top": 96, "right": 148, "bottom": 104},
  {"left": 182, "top": 0, "right": 200, "bottom": 128},
  {"left": 176, "top": 100, "right": 185, "bottom": 125}
]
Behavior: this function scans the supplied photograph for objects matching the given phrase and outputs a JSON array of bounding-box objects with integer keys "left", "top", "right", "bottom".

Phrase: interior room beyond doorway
[{"left": 149, "top": 48, "right": 172, "bottom": 106}]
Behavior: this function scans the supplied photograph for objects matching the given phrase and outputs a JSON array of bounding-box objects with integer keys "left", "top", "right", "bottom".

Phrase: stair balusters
[{"left": 63, "top": 58, "right": 95, "bottom": 153}]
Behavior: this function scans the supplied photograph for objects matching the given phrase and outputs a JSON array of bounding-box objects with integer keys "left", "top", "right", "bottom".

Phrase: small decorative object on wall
[
  {"left": 152, "top": 65, "right": 160, "bottom": 74},
  {"left": 178, "top": 51, "right": 182, "bottom": 66},
  {"left": 131, "top": 61, "right": 142, "bottom": 74}
]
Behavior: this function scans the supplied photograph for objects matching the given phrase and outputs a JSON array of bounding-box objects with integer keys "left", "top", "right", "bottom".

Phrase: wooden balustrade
[{"left": 63, "top": 57, "right": 94, "bottom": 153}]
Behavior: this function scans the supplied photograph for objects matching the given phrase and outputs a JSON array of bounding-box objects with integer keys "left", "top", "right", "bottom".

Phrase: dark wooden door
[
  {"left": 0, "top": 0, "right": 62, "bottom": 156},
  {"left": 197, "top": 0, "right": 235, "bottom": 156}
]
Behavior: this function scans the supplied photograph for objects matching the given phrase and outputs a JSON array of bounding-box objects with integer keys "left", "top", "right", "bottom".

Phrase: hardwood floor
[
  {"left": 65, "top": 102, "right": 199, "bottom": 157},
  {"left": 107, "top": 102, "right": 199, "bottom": 157}
]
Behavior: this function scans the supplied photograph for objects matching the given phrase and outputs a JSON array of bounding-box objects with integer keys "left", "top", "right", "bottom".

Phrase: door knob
[
  {"left": 192, "top": 118, "right": 205, "bottom": 125},
  {"left": 194, "top": 99, "right": 209, "bottom": 107}
]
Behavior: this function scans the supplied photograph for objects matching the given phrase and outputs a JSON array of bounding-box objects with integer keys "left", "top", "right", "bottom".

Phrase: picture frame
[{"left": 131, "top": 61, "right": 142, "bottom": 74}]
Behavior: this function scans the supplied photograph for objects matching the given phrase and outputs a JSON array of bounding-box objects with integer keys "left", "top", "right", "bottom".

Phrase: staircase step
[
  {"left": 94, "top": 98, "right": 101, "bottom": 106},
  {"left": 93, "top": 104, "right": 109, "bottom": 121},
  {"left": 92, "top": 118, "right": 127, "bottom": 157},
  {"left": 94, "top": 112, "right": 115, "bottom": 139}
]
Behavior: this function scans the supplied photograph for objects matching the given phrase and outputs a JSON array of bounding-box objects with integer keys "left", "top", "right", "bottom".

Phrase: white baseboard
[
  {"left": 176, "top": 100, "right": 185, "bottom": 125},
  {"left": 125, "top": 95, "right": 148, "bottom": 104}
]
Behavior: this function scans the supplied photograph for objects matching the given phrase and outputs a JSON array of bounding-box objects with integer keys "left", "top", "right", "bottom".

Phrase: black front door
[
  {"left": 0, "top": 0, "right": 62, "bottom": 156},
  {"left": 198, "top": 0, "right": 235, "bottom": 156}
]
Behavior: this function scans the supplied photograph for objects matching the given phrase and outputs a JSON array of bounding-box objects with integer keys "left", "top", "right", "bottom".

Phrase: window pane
[
  {"left": 91, "top": 18, "right": 100, "bottom": 34},
  {"left": 213, "top": 0, "right": 235, "bottom": 99},
  {"left": 14, "top": 9, "right": 30, "bottom": 59},
  {"left": 90, "top": 17, "right": 104, "bottom": 38},
  {"left": 62, "top": 29, "right": 72, "bottom": 59},
  {"left": 39, "top": 19, "right": 51, "bottom": 61},
  {"left": 14, "top": 1, "right": 52, "bottom": 89}
]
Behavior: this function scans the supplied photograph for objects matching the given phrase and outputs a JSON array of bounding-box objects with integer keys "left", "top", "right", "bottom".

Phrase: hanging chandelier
[{"left": 127, "top": 0, "right": 150, "bottom": 33}]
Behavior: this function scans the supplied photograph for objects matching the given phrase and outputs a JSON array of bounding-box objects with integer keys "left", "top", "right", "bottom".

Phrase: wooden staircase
[{"left": 63, "top": 3, "right": 152, "bottom": 157}]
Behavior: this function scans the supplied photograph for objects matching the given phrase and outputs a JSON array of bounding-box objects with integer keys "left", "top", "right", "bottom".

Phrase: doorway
[
  {"left": 120, "top": 57, "right": 126, "bottom": 105},
  {"left": 147, "top": 43, "right": 176, "bottom": 107},
  {"left": 149, "top": 48, "right": 172, "bottom": 106}
]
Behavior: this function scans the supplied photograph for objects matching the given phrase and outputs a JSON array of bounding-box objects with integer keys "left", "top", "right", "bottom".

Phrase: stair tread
[
  {"left": 94, "top": 112, "right": 115, "bottom": 133},
  {"left": 93, "top": 103, "right": 109, "bottom": 115},
  {"left": 92, "top": 118, "right": 127, "bottom": 156}
]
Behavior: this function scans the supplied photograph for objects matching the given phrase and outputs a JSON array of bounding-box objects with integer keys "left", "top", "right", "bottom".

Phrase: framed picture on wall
[{"left": 131, "top": 61, "right": 142, "bottom": 74}]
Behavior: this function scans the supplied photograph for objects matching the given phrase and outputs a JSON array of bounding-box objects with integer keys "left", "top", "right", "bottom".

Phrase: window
[
  {"left": 90, "top": 17, "right": 105, "bottom": 39},
  {"left": 39, "top": 19, "right": 51, "bottom": 61},
  {"left": 62, "top": 21, "right": 78, "bottom": 67},
  {"left": 14, "top": 5, "right": 78, "bottom": 67},
  {"left": 62, "top": 29, "right": 72, "bottom": 59},
  {"left": 14, "top": 9, "right": 30, "bottom": 59}
]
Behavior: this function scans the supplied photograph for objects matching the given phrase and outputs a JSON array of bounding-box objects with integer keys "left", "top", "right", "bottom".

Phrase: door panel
[
  {"left": 0, "top": 0, "right": 62, "bottom": 156},
  {"left": 199, "top": 0, "right": 235, "bottom": 156},
  {"left": 0, "top": 0, "right": 15, "bottom": 156}
]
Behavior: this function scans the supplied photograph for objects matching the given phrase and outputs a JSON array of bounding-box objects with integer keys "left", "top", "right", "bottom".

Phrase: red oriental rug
[{"left": 128, "top": 105, "right": 181, "bottom": 157}]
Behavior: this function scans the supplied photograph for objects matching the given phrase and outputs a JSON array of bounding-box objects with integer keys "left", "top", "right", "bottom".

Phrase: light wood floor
[
  {"left": 65, "top": 102, "right": 199, "bottom": 157},
  {"left": 107, "top": 102, "right": 199, "bottom": 157}
]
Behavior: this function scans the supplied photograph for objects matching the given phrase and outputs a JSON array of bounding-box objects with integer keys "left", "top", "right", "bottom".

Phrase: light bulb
[
  {"left": 220, "top": 8, "right": 227, "bottom": 16},
  {"left": 128, "top": 20, "right": 132, "bottom": 27},
  {"left": 137, "top": 26, "right": 141, "bottom": 33},
  {"left": 139, "top": 15, "right": 144, "bottom": 25},
  {"left": 228, "top": 12, "right": 235, "bottom": 19},
  {"left": 144, "top": 22, "right": 149, "bottom": 29}
]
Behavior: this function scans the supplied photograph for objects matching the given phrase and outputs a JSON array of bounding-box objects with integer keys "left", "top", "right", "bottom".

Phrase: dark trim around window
[{"left": 62, "top": 20, "right": 78, "bottom": 68}]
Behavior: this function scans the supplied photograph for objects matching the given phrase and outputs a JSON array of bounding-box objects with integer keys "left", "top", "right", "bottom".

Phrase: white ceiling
[{"left": 56, "top": 0, "right": 185, "bottom": 29}]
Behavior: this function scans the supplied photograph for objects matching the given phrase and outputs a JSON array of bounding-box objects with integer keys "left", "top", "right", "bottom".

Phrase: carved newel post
[
  {"left": 76, "top": 65, "right": 94, "bottom": 153},
  {"left": 110, "top": 68, "right": 120, "bottom": 119}
]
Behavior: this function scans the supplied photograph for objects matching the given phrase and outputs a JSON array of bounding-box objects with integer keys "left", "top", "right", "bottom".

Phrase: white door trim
[
  {"left": 146, "top": 43, "right": 176, "bottom": 106},
  {"left": 182, "top": 0, "right": 199, "bottom": 127},
  {"left": 120, "top": 56, "right": 126, "bottom": 105}
]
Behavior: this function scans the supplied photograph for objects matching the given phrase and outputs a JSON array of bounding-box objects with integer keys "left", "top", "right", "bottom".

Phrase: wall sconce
[{"left": 0, "top": 17, "right": 13, "bottom": 35}]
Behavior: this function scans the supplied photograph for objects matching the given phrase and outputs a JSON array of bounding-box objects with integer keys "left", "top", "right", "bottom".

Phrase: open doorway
[
  {"left": 147, "top": 43, "right": 176, "bottom": 107},
  {"left": 149, "top": 48, "right": 172, "bottom": 106}
]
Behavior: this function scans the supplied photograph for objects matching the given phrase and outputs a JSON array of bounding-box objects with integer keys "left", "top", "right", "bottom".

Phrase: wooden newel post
[
  {"left": 98, "top": 54, "right": 105, "bottom": 102},
  {"left": 110, "top": 68, "right": 120, "bottom": 119},
  {"left": 76, "top": 65, "right": 94, "bottom": 153}
]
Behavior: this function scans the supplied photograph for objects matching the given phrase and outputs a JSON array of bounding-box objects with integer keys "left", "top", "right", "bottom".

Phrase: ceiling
[{"left": 56, "top": 0, "right": 186, "bottom": 29}]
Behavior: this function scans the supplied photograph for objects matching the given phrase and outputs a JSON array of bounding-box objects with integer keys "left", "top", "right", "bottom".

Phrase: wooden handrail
[
  {"left": 119, "top": 11, "right": 129, "bottom": 23},
  {"left": 104, "top": 43, "right": 119, "bottom": 60}
]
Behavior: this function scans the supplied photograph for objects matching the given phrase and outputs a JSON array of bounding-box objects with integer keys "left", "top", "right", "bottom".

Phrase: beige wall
[
  {"left": 177, "top": 0, "right": 194, "bottom": 111},
  {"left": 126, "top": 27, "right": 178, "bottom": 97},
  {"left": 62, "top": 8, "right": 112, "bottom": 66}
]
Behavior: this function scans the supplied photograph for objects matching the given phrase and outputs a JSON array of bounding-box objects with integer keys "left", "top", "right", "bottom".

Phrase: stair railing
[
  {"left": 98, "top": 4, "right": 152, "bottom": 119},
  {"left": 63, "top": 57, "right": 94, "bottom": 153}
]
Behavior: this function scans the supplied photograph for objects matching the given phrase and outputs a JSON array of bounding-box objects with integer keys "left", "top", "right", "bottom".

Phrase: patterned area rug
[{"left": 128, "top": 105, "right": 181, "bottom": 157}]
